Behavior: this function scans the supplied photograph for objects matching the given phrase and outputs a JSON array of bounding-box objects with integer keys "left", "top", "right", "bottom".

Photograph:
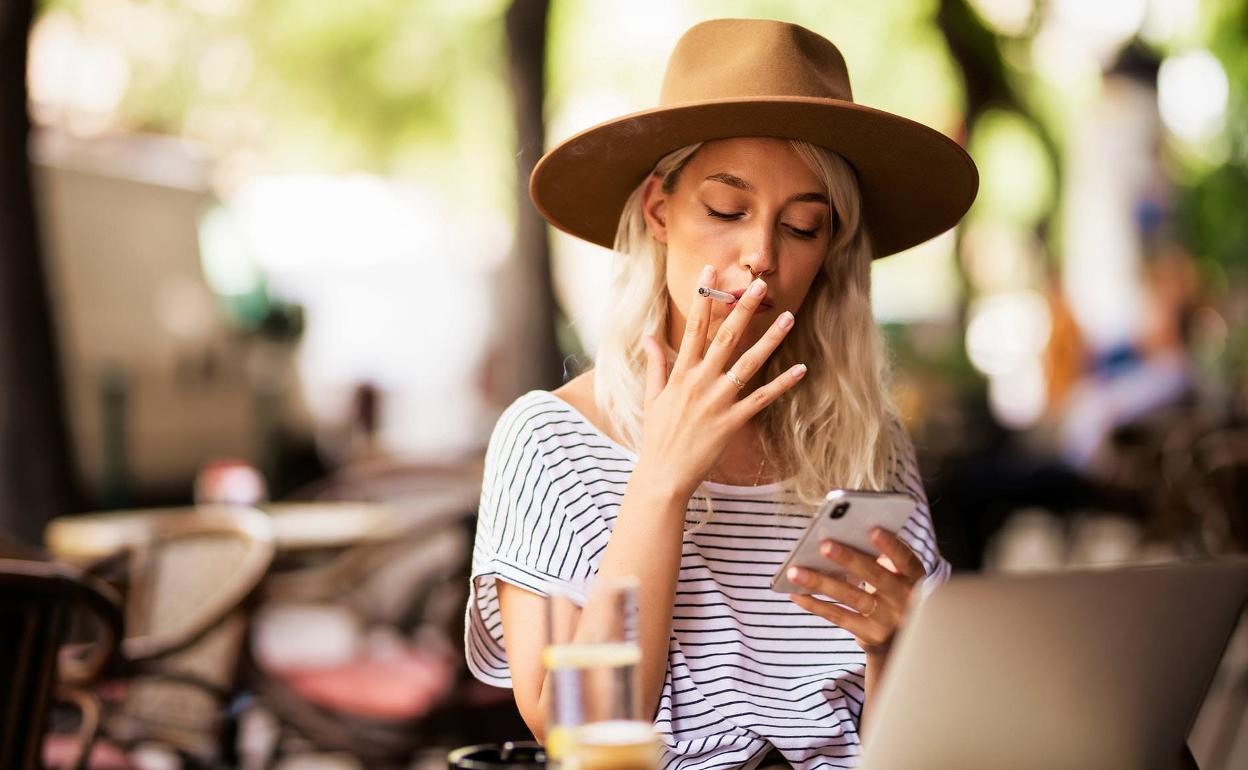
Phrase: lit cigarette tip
[{"left": 698, "top": 286, "right": 734, "bottom": 303}]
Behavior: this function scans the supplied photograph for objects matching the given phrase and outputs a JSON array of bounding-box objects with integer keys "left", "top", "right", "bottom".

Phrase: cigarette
[{"left": 698, "top": 286, "right": 734, "bottom": 303}]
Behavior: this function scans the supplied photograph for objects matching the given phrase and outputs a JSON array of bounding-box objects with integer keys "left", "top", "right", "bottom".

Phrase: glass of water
[{"left": 543, "top": 578, "right": 658, "bottom": 770}]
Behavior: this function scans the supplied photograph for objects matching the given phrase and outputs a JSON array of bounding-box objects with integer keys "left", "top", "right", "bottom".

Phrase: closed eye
[
  {"left": 706, "top": 205, "right": 820, "bottom": 239},
  {"left": 705, "top": 205, "right": 743, "bottom": 221}
]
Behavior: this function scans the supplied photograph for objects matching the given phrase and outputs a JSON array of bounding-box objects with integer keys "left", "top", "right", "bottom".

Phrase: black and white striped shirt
[{"left": 465, "top": 390, "right": 950, "bottom": 770}]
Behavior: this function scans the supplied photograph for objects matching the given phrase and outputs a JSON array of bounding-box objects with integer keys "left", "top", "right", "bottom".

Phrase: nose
[{"left": 740, "top": 221, "right": 778, "bottom": 280}]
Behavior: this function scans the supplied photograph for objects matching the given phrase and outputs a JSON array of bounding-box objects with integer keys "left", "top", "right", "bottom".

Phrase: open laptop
[{"left": 860, "top": 557, "right": 1248, "bottom": 770}]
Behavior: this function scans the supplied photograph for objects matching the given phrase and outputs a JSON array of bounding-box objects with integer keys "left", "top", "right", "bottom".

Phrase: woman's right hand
[{"left": 636, "top": 264, "right": 807, "bottom": 501}]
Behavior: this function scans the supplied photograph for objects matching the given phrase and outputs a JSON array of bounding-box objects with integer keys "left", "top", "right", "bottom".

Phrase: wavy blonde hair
[{"left": 593, "top": 139, "right": 897, "bottom": 513}]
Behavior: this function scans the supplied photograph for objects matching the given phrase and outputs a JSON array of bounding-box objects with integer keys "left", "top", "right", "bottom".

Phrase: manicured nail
[
  {"left": 788, "top": 567, "right": 808, "bottom": 585},
  {"left": 822, "top": 541, "right": 841, "bottom": 557},
  {"left": 701, "top": 265, "right": 714, "bottom": 282},
  {"left": 777, "top": 311, "right": 794, "bottom": 329},
  {"left": 749, "top": 278, "right": 766, "bottom": 296},
  {"left": 791, "top": 364, "right": 807, "bottom": 380}
]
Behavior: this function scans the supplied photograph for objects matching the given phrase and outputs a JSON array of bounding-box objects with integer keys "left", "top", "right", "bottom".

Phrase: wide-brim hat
[{"left": 529, "top": 18, "right": 979, "bottom": 258}]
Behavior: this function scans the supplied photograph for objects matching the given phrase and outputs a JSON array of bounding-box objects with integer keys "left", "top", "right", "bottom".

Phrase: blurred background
[{"left": 3, "top": 0, "right": 1248, "bottom": 768}]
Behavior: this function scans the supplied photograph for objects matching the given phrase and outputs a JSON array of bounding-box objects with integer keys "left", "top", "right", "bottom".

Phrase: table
[{"left": 45, "top": 486, "right": 480, "bottom": 563}]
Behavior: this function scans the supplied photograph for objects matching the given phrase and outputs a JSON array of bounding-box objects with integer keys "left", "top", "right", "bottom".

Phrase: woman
[{"left": 466, "top": 18, "right": 977, "bottom": 769}]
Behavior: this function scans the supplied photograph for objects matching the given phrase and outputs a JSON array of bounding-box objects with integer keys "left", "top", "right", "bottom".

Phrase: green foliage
[
  {"left": 39, "top": 0, "right": 511, "bottom": 177},
  {"left": 1174, "top": 0, "right": 1248, "bottom": 276},
  {"left": 1177, "top": 163, "right": 1248, "bottom": 274},
  {"left": 969, "top": 108, "right": 1056, "bottom": 227},
  {"left": 243, "top": 0, "right": 504, "bottom": 170}
]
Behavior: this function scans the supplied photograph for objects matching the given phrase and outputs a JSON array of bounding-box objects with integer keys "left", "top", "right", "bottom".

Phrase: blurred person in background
[
  {"left": 464, "top": 19, "right": 976, "bottom": 769},
  {"left": 1056, "top": 250, "right": 1201, "bottom": 472},
  {"left": 1054, "top": 50, "right": 1203, "bottom": 475}
]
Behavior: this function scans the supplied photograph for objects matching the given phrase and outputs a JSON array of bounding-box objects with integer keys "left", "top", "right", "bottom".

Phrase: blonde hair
[{"left": 593, "top": 139, "right": 897, "bottom": 513}]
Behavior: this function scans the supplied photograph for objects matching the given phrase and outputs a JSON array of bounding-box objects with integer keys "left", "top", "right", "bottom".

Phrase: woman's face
[{"left": 642, "top": 137, "right": 832, "bottom": 358}]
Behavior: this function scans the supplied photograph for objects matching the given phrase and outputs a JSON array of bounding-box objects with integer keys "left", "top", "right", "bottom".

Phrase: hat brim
[{"left": 529, "top": 96, "right": 978, "bottom": 258}]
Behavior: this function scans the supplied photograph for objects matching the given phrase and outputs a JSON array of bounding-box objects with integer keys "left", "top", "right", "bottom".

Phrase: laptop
[{"left": 860, "top": 557, "right": 1248, "bottom": 770}]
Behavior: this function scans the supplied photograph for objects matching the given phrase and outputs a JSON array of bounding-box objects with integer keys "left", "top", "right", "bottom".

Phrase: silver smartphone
[{"left": 770, "top": 489, "right": 917, "bottom": 594}]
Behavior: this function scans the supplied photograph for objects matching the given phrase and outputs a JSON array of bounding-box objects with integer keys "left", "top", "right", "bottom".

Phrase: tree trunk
[
  {"left": 0, "top": 0, "right": 80, "bottom": 543},
  {"left": 935, "top": 0, "right": 1062, "bottom": 326},
  {"left": 935, "top": 0, "right": 1061, "bottom": 246},
  {"left": 503, "top": 0, "right": 564, "bottom": 394}
]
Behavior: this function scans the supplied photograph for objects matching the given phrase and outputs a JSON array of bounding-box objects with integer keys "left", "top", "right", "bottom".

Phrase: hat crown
[{"left": 660, "top": 19, "right": 854, "bottom": 106}]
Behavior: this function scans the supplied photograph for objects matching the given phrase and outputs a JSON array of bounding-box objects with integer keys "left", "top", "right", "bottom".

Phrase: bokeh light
[
  {"left": 966, "top": 290, "right": 1052, "bottom": 377},
  {"left": 1158, "top": 49, "right": 1229, "bottom": 143},
  {"left": 969, "top": 109, "right": 1055, "bottom": 227}
]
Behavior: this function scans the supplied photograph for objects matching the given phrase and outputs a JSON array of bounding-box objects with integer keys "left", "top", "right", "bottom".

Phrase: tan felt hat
[{"left": 529, "top": 18, "right": 979, "bottom": 258}]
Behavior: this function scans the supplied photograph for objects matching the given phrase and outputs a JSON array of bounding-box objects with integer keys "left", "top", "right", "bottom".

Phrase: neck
[{"left": 707, "top": 421, "right": 775, "bottom": 486}]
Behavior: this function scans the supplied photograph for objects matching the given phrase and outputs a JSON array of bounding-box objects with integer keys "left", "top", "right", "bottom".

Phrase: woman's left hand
[{"left": 787, "top": 528, "right": 926, "bottom": 657}]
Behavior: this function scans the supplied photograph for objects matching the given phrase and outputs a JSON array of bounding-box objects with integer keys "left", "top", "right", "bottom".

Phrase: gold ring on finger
[
  {"left": 862, "top": 596, "right": 879, "bottom": 619},
  {"left": 725, "top": 370, "right": 745, "bottom": 390}
]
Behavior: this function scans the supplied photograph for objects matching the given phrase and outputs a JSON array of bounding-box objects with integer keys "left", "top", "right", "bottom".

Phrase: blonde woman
[{"left": 466, "top": 18, "right": 977, "bottom": 769}]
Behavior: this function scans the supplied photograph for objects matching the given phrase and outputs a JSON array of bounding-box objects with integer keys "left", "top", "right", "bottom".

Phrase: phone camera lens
[{"left": 830, "top": 502, "right": 849, "bottom": 519}]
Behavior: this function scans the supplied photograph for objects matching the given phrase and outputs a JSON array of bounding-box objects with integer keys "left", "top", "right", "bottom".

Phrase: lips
[{"left": 728, "top": 288, "right": 775, "bottom": 309}]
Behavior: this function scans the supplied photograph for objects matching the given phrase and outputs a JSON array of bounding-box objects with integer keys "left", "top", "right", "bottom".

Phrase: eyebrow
[{"left": 704, "top": 172, "right": 830, "bottom": 205}]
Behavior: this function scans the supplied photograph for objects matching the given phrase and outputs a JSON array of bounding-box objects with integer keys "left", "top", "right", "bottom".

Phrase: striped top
[{"left": 465, "top": 390, "right": 950, "bottom": 770}]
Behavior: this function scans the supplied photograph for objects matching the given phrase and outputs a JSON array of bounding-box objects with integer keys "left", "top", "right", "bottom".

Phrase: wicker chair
[
  {"left": 0, "top": 558, "right": 123, "bottom": 770},
  {"left": 245, "top": 516, "right": 474, "bottom": 765},
  {"left": 70, "top": 506, "right": 276, "bottom": 767},
  {"left": 244, "top": 462, "right": 523, "bottom": 767}
]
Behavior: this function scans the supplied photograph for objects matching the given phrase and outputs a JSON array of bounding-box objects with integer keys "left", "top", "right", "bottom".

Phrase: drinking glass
[{"left": 542, "top": 579, "right": 659, "bottom": 770}]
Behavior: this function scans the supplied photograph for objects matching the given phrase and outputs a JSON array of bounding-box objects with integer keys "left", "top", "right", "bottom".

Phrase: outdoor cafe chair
[
  {"left": 0, "top": 557, "right": 123, "bottom": 770},
  {"left": 52, "top": 506, "right": 275, "bottom": 768},
  {"left": 242, "top": 462, "right": 524, "bottom": 767}
]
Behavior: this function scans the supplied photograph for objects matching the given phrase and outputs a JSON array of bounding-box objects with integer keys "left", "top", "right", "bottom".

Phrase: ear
[{"left": 640, "top": 173, "right": 669, "bottom": 244}]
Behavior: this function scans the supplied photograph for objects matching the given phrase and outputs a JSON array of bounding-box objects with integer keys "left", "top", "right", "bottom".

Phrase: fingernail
[
  {"left": 777, "top": 311, "right": 794, "bottom": 329},
  {"left": 700, "top": 265, "right": 714, "bottom": 283},
  {"left": 788, "top": 567, "right": 807, "bottom": 584},
  {"left": 870, "top": 528, "right": 883, "bottom": 542},
  {"left": 749, "top": 278, "right": 766, "bottom": 296},
  {"left": 791, "top": 364, "right": 807, "bottom": 380},
  {"left": 822, "top": 541, "right": 841, "bottom": 557}
]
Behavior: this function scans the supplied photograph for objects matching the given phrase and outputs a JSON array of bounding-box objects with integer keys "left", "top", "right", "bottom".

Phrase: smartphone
[{"left": 770, "top": 489, "right": 917, "bottom": 594}]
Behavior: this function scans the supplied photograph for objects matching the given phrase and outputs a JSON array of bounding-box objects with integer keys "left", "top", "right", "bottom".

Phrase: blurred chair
[
  {"left": 0, "top": 558, "right": 123, "bottom": 770},
  {"left": 82, "top": 506, "right": 275, "bottom": 767},
  {"left": 1190, "top": 427, "right": 1248, "bottom": 552},
  {"left": 1100, "top": 404, "right": 1237, "bottom": 552},
  {"left": 243, "top": 460, "right": 523, "bottom": 767},
  {"left": 245, "top": 517, "right": 470, "bottom": 765}
]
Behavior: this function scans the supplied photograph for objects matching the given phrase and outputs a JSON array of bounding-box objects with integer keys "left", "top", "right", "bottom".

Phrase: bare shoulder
[
  {"left": 551, "top": 369, "right": 599, "bottom": 422},
  {"left": 550, "top": 369, "right": 626, "bottom": 445}
]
